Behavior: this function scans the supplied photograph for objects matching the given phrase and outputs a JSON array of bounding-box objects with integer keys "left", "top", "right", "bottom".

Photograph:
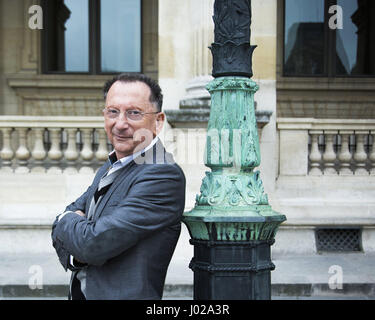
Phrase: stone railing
[
  {"left": 0, "top": 116, "right": 110, "bottom": 173},
  {"left": 277, "top": 118, "right": 375, "bottom": 176}
]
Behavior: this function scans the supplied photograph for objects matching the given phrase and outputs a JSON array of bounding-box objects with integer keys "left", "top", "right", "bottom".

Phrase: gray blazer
[{"left": 51, "top": 141, "right": 186, "bottom": 299}]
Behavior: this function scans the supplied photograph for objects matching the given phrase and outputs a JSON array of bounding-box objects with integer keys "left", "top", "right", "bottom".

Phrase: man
[{"left": 51, "top": 73, "right": 186, "bottom": 300}]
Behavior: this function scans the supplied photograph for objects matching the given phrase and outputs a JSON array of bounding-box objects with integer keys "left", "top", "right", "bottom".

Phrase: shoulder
[
  {"left": 135, "top": 161, "right": 185, "bottom": 182},
  {"left": 132, "top": 139, "right": 185, "bottom": 180},
  {"left": 130, "top": 163, "right": 186, "bottom": 202}
]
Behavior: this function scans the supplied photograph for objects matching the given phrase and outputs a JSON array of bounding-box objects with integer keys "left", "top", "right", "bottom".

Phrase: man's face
[{"left": 104, "top": 80, "right": 165, "bottom": 159}]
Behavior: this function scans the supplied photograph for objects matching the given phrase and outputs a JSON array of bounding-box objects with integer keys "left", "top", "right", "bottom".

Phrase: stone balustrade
[
  {"left": 277, "top": 118, "right": 375, "bottom": 176},
  {"left": 0, "top": 116, "right": 201, "bottom": 174},
  {"left": 4, "top": 116, "right": 373, "bottom": 177},
  {"left": 0, "top": 116, "right": 110, "bottom": 173}
]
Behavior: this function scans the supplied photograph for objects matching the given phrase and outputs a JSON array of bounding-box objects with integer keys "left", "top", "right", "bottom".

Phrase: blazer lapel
[
  {"left": 92, "top": 161, "right": 135, "bottom": 220},
  {"left": 85, "top": 162, "right": 111, "bottom": 212},
  {"left": 92, "top": 140, "right": 171, "bottom": 220}
]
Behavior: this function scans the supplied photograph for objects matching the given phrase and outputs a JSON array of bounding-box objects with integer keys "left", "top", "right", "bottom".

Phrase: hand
[{"left": 75, "top": 210, "right": 85, "bottom": 217}]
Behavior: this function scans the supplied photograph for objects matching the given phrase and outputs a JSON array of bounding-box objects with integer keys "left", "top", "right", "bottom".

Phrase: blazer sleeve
[
  {"left": 51, "top": 164, "right": 186, "bottom": 266},
  {"left": 51, "top": 184, "right": 93, "bottom": 271},
  {"left": 51, "top": 164, "right": 108, "bottom": 270}
]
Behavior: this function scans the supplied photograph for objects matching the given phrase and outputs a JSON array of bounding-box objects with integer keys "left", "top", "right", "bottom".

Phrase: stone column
[{"left": 179, "top": 0, "right": 214, "bottom": 109}]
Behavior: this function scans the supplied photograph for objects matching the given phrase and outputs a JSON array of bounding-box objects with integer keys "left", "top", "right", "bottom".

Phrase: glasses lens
[
  {"left": 127, "top": 111, "right": 143, "bottom": 121},
  {"left": 104, "top": 108, "right": 119, "bottom": 119},
  {"left": 107, "top": 108, "right": 120, "bottom": 119},
  {"left": 103, "top": 109, "right": 147, "bottom": 121}
]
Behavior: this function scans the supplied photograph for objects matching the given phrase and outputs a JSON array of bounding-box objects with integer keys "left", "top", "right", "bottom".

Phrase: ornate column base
[
  {"left": 183, "top": 201, "right": 285, "bottom": 300},
  {"left": 189, "top": 238, "right": 275, "bottom": 300}
]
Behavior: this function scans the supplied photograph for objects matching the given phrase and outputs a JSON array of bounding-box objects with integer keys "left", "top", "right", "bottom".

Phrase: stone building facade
[{"left": 0, "top": 0, "right": 374, "bottom": 286}]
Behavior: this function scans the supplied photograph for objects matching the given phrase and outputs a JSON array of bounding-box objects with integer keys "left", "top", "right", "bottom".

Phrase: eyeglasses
[{"left": 102, "top": 108, "right": 159, "bottom": 121}]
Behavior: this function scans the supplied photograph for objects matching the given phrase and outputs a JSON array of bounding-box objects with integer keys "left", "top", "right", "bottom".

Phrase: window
[
  {"left": 315, "top": 227, "right": 362, "bottom": 252},
  {"left": 41, "top": 0, "right": 141, "bottom": 74},
  {"left": 284, "top": 0, "right": 375, "bottom": 77}
]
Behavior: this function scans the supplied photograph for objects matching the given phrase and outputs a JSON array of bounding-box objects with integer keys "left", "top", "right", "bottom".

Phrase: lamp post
[{"left": 182, "top": 0, "right": 286, "bottom": 300}]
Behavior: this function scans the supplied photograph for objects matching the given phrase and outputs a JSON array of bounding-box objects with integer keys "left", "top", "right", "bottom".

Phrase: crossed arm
[{"left": 51, "top": 165, "right": 185, "bottom": 270}]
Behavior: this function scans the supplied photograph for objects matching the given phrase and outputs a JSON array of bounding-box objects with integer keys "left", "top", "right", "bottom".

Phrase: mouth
[{"left": 113, "top": 134, "right": 133, "bottom": 141}]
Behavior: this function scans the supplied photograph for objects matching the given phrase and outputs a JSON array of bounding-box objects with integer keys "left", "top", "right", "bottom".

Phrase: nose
[{"left": 113, "top": 112, "right": 130, "bottom": 131}]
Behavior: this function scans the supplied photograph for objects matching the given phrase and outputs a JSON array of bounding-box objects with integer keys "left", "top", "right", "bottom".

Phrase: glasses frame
[{"left": 102, "top": 107, "right": 160, "bottom": 121}]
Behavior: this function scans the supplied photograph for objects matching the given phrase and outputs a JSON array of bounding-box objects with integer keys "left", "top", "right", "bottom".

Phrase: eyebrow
[{"left": 106, "top": 105, "right": 142, "bottom": 110}]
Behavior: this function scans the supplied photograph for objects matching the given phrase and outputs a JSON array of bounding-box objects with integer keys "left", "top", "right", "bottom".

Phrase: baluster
[
  {"left": 0, "top": 128, "right": 14, "bottom": 172},
  {"left": 64, "top": 128, "right": 79, "bottom": 173},
  {"left": 95, "top": 129, "right": 109, "bottom": 162},
  {"left": 79, "top": 128, "right": 94, "bottom": 173},
  {"left": 15, "top": 127, "right": 31, "bottom": 173},
  {"left": 353, "top": 130, "right": 369, "bottom": 175},
  {"left": 322, "top": 130, "right": 338, "bottom": 175},
  {"left": 370, "top": 131, "right": 375, "bottom": 176},
  {"left": 30, "top": 128, "right": 47, "bottom": 173},
  {"left": 309, "top": 130, "right": 323, "bottom": 175},
  {"left": 47, "top": 128, "right": 63, "bottom": 173},
  {"left": 337, "top": 130, "right": 353, "bottom": 175}
]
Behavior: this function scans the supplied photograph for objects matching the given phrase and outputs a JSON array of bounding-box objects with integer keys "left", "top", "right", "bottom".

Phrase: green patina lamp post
[{"left": 182, "top": 0, "right": 286, "bottom": 300}]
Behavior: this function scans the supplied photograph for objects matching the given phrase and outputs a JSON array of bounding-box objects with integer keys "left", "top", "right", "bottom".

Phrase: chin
[{"left": 112, "top": 143, "right": 133, "bottom": 157}]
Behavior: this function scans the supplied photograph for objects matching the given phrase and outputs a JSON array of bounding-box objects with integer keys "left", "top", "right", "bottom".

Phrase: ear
[{"left": 155, "top": 112, "right": 165, "bottom": 135}]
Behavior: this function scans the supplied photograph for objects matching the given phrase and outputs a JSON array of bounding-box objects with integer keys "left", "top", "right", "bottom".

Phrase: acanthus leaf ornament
[{"left": 195, "top": 171, "right": 269, "bottom": 207}]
